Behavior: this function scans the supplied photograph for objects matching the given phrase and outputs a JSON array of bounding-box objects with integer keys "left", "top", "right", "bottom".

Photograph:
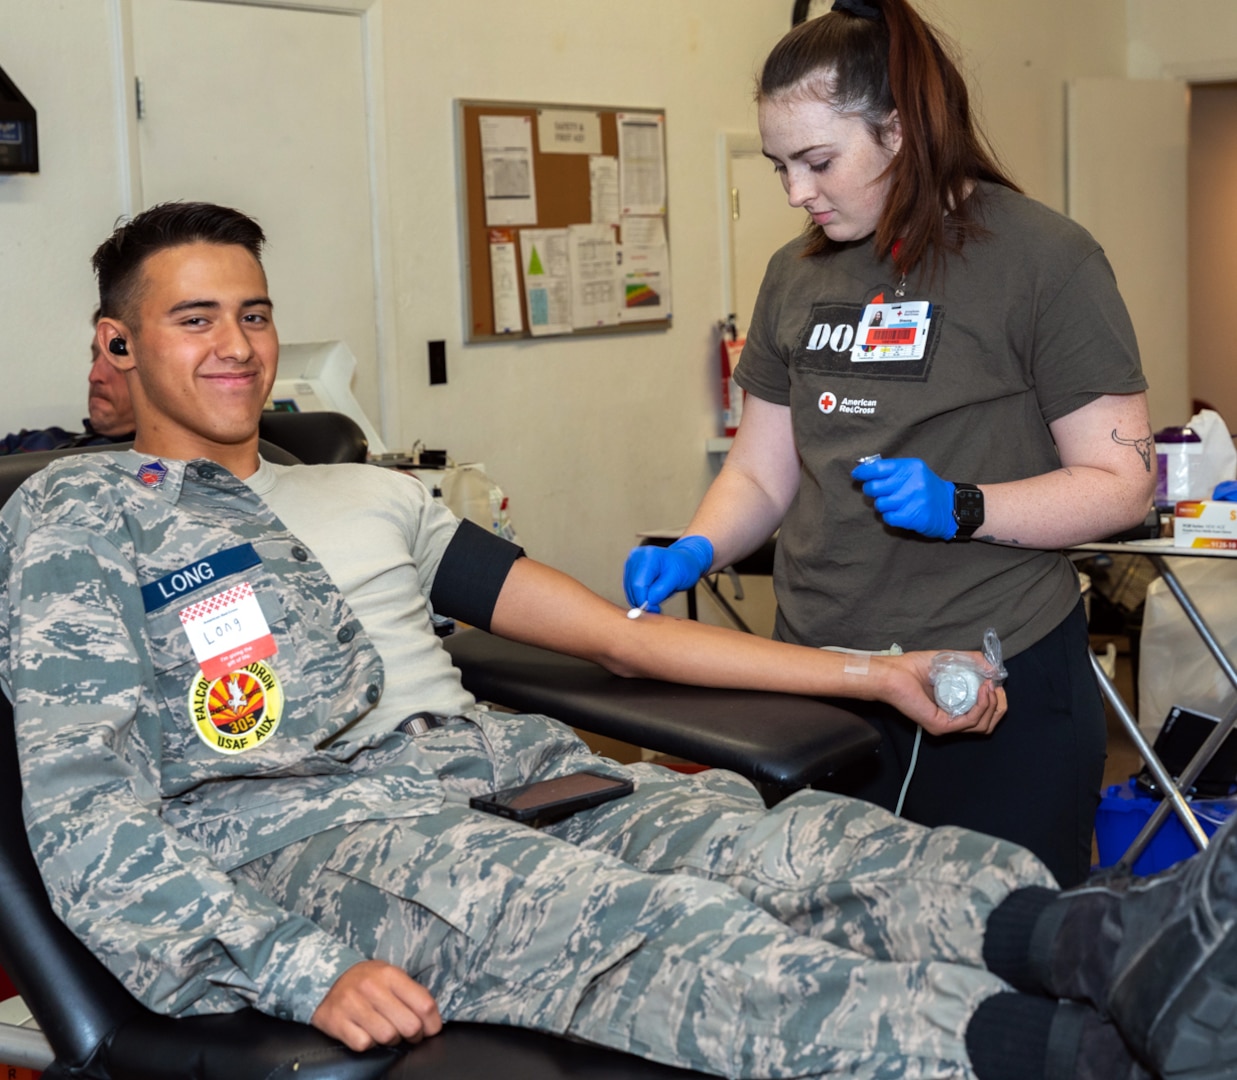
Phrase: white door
[
  {"left": 726, "top": 134, "right": 806, "bottom": 335},
  {"left": 1066, "top": 77, "right": 1190, "bottom": 431},
  {"left": 712, "top": 136, "right": 803, "bottom": 636},
  {"left": 130, "top": 0, "right": 384, "bottom": 435}
]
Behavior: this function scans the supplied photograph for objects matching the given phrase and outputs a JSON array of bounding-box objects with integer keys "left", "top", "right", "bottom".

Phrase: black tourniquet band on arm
[{"left": 429, "top": 518, "right": 525, "bottom": 632}]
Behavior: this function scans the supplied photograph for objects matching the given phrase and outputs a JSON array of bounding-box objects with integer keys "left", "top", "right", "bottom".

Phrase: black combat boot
[
  {"left": 965, "top": 995, "right": 1152, "bottom": 1080},
  {"left": 1022, "top": 812, "right": 1237, "bottom": 1079}
]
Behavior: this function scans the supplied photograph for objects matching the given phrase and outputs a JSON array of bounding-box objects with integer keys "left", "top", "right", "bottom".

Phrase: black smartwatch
[{"left": 952, "top": 483, "right": 984, "bottom": 540}]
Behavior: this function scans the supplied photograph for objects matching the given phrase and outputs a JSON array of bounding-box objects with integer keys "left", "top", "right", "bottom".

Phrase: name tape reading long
[{"left": 142, "top": 543, "right": 262, "bottom": 613}]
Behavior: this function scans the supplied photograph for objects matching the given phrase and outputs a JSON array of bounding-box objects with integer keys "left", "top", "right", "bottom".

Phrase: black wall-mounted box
[{"left": 0, "top": 64, "right": 38, "bottom": 174}]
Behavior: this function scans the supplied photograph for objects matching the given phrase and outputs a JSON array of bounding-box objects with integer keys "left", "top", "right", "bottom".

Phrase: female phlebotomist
[{"left": 624, "top": 0, "right": 1154, "bottom": 887}]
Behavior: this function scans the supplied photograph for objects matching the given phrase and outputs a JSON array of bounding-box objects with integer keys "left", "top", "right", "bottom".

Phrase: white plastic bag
[
  {"left": 1158, "top": 409, "right": 1237, "bottom": 506},
  {"left": 929, "top": 627, "right": 1008, "bottom": 718},
  {"left": 1138, "top": 558, "right": 1237, "bottom": 739},
  {"left": 440, "top": 465, "right": 520, "bottom": 544},
  {"left": 1189, "top": 408, "right": 1237, "bottom": 497}
]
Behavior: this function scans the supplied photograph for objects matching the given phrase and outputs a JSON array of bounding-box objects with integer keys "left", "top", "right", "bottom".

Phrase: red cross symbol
[{"left": 818, "top": 392, "right": 837, "bottom": 414}]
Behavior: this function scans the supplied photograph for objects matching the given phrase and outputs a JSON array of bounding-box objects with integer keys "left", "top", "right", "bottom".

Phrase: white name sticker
[{"left": 179, "top": 582, "right": 277, "bottom": 680}]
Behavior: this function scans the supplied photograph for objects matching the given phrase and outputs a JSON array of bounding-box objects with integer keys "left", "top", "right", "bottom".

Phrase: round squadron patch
[{"left": 188, "top": 661, "right": 284, "bottom": 754}]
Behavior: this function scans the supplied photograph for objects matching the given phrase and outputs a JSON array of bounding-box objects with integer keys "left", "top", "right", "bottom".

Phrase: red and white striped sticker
[{"left": 179, "top": 581, "right": 276, "bottom": 680}]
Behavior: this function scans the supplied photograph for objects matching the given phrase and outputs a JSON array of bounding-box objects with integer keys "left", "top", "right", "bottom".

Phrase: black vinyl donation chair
[{"left": 0, "top": 413, "right": 877, "bottom": 1079}]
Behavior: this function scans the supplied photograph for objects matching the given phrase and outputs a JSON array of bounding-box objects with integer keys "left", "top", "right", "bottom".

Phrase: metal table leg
[
  {"left": 1090, "top": 649, "right": 1210, "bottom": 862},
  {"left": 1123, "top": 695, "right": 1237, "bottom": 869},
  {"left": 1108, "top": 554, "right": 1237, "bottom": 867},
  {"left": 1094, "top": 551, "right": 1237, "bottom": 868},
  {"left": 1150, "top": 554, "right": 1237, "bottom": 693}
]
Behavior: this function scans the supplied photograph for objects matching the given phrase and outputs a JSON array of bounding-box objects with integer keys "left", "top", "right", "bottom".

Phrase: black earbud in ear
[{"left": 109, "top": 338, "right": 128, "bottom": 356}]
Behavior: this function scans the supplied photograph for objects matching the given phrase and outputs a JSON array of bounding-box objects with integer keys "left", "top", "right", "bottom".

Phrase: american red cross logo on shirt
[{"left": 818, "top": 392, "right": 838, "bottom": 414}]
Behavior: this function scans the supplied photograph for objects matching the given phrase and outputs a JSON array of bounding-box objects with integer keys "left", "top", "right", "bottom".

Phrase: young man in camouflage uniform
[{"left": 2, "top": 202, "right": 1234, "bottom": 1080}]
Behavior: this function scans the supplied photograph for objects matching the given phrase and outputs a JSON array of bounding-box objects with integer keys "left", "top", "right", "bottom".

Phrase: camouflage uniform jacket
[{"left": 0, "top": 451, "right": 456, "bottom": 1022}]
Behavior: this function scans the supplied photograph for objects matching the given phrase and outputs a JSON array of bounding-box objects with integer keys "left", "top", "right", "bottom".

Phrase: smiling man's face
[{"left": 99, "top": 241, "right": 278, "bottom": 476}]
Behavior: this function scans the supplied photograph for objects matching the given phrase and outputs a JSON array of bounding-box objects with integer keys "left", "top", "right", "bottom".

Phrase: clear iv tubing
[
  {"left": 895, "top": 728, "right": 922, "bottom": 817},
  {"left": 898, "top": 628, "right": 1006, "bottom": 816}
]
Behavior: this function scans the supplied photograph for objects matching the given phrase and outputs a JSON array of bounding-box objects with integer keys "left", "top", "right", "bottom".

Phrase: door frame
[{"left": 107, "top": 0, "right": 401, "bottom": 446}]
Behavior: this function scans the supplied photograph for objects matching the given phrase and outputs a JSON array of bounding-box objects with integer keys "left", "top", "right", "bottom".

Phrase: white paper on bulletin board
[
  {"left": 519, "top": 228, "right": 573, "bottom": 336},
  {"left": 488, "top": 228, "right": 524, "bottom": 334},
  {"left": 480, "top": 114, "right": 538, "bottom": 227},
  {"left": 617, "top": 112, "right": 666, "bottom": 216},
  {"left": 538, "top": 109, "right": 602, "bottom": 155},
  {"left": 618, "top": 242, "right": 671, "bottom": 323},
  {"left": 589, "top": 155, "right": 620, "bottom": 225},
  {"left": 568, "top": 223, "right": 620, "bottom": 329}
]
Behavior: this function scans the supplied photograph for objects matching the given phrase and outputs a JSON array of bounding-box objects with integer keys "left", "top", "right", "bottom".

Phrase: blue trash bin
[{"left": 1094, "top": 779, "right": 1237, "bottom": 876}]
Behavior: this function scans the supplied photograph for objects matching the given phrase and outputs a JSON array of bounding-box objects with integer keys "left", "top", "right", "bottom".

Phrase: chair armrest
[
  {"left": 104, "top": 1011, "right": 399, "bottom": 1080},
  {"left": 0, "top": 692, "right": 396, "bottom": 1080},
  {"left": 443, "top": 630, "right": 879, "bottom": 797},
  {"left": 385, "top": 1021, "right": 703, "bottom": 1078}
]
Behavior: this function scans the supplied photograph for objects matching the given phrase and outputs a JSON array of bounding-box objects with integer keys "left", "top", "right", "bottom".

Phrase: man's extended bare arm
[{"left": 489, "top": 557, "right": 1005, "bottom": 738}]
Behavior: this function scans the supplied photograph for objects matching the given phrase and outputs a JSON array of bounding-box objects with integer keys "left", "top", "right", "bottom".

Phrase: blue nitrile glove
[
  {"left": 1214, "top": 480, "right": 1237, "bottom": 501},
  {"left": 623, "top": 536, "right": 715, "bottom": 613},
  {"left": 851, "top": 457, "right": 957, "bottom": 539}
]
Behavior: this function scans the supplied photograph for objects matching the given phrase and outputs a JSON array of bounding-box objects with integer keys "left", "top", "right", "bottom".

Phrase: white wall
[
  {"left": 380, "top": 1, "right": 787, "bottom": 601},
  {"left": 925, "top": 0, "right": 1128, "bottom": 209},
  {"left": 1127, "top": 0, "right": 1237, "bottom": 81},
  {"left": 1187, "top": 83, "right": 1237, "bottom": 422},
  {"left": 0, "top": 1, "right": 131, "bottom": 432},
  {"left": 0, "top": 0, "right": 1140, "bottom": 605},
  {"left": 1126, "top": 0, "right": 1237, "bottom": 430}
]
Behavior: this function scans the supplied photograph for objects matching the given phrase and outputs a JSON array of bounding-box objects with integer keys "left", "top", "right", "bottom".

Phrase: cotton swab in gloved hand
[{"left": 627, "top": 601, "right": 649, "bottom": 620}]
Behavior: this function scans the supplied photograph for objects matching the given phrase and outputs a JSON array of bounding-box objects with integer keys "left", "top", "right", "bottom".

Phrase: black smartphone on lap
[{"left": 470, "top": 771, "right": 634, "bottom": 826}]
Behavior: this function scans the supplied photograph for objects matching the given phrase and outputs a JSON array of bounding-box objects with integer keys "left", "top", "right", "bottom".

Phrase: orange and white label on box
[{"left": 1174, "top": 500, "right": 1237, "bottom": 549}]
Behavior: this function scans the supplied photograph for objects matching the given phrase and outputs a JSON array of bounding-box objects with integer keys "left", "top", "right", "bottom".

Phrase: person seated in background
[
  {"left": 0, "top": 309, "right": 136, "bottom": 454},
  {"left": 3, "top": 200, "right": 1234, "bottom": 1080}
]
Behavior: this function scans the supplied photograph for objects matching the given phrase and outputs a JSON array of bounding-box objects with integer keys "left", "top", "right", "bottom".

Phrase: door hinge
[{"left": 135, "top": 76, "right": 146, "bottom": 121}]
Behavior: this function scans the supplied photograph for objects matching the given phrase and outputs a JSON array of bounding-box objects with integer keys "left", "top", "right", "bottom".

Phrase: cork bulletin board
[{"left": 455, "top": 99, "right": 672, "bottom": 343}]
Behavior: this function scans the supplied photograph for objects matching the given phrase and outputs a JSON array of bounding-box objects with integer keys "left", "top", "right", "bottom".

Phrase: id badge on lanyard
[{"left": 851, "top": 300, "right": 932, "bottom": 364}]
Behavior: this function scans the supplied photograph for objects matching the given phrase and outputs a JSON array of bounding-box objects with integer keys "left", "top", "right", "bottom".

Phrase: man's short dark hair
[{"left": 92, "top": 201, "right": 266, "bottom": 326}]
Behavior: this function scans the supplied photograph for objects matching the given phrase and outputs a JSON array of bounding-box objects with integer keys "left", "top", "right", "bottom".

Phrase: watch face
[{"left": 955, "top": 488, "right": 984, "bottom": 526}]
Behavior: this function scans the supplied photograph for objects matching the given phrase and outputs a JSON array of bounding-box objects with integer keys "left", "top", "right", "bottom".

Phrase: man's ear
[{"left": 96, "top": 318, "right": 135, "bottom": 372}]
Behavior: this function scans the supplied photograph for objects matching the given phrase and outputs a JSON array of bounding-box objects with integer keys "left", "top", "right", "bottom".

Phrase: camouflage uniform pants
[{"left": 233, "top": 712, "right": 1054, "bottom": 1079}]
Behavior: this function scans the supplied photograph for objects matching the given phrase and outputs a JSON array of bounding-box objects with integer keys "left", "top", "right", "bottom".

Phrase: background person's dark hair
[
  {"left": 92, "top": 201, "right": 266, "bottom": 327},
  {"left": 758, "top": 0, "right": 1019, "bottom": 277}
]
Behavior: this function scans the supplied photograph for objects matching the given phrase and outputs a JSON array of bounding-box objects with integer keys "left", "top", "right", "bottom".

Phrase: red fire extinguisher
[{"left": 719, "top": 314, "right": 745, "bottom": 437}]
